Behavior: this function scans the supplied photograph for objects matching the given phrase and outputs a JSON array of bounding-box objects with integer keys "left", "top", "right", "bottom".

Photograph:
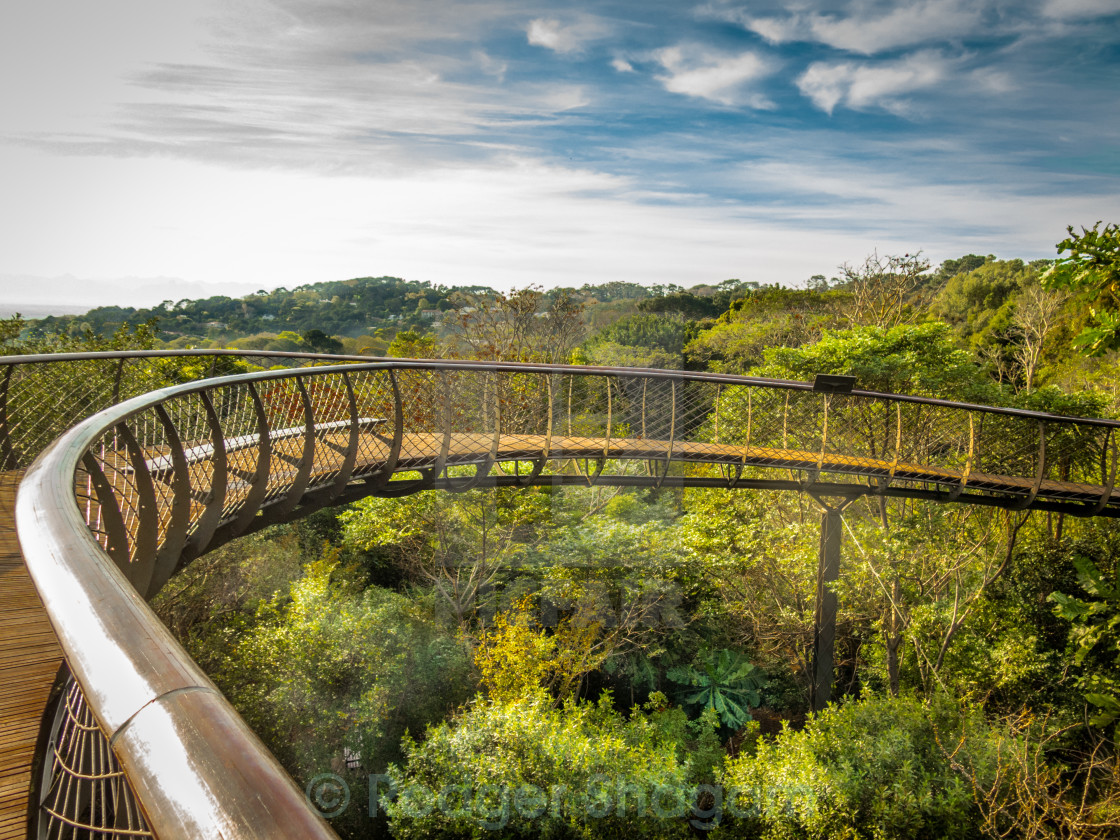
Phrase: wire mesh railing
[
  {"left": 36, "top": 674, "right": 154, "bottom": 839},
  {"left": 10, "top": 353, "right": 1120, "bottom": 839},
  {"left": 0, "top": 349, "right": 394, "bottom": 472}
]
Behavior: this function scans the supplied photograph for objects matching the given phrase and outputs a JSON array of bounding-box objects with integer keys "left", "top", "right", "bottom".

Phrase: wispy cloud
[
  {"left": 526, "top": 16, "right": 608, "bottom": 55},
  {"left": 654, "top": 46, "right": 774, "bottom": 107},
  {"left": 3, "top": 0, "right": 1120, "bottom": 296},
  {"left": 708, "top": 0, "right": 985, "bottom": 54},
  {"left": 733, "top": 152, "right": 1120, "bottom": 251},
  {"left": 11, "top": 3, "right": 607, "bottom": 176},
  {"left": 797, "top": 51, "right": 952, "bottom": 114},
  {"left": 1041, "top": 0, "right": 1120, "bottom": 19},
  {"left": 473, "top": 50, "right": 507, "bottom": 80}
]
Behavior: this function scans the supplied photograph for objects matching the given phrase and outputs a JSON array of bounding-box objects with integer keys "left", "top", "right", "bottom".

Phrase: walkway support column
[{"left": 808, "top": 492, "right": 860, "bottom": 712}]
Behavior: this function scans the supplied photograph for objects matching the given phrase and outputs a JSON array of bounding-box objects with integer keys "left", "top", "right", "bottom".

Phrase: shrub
[
  {"left": 720, "top": 694, "right": 987, "bottom": 840},
  {"left": 474, "top": 597, "right": 605, "bottom": 703},
  {"left": 384, "top": 691, "right": 723, "bottom": 839},
  {"left": 208, "top": 553, "right": 473, "bottom": 776}
]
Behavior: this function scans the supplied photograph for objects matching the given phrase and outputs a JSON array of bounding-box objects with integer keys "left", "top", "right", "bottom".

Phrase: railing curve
[{"left": 10, "top": 354, "right": 1120, "bottom": 838}]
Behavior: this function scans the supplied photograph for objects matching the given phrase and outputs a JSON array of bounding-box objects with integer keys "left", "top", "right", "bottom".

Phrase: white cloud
[
  {"left": 4, "top": 0, "right": 1119, "bottom": 303},
  {"left": 12, "top": 2, "right": 611, "bottom": 178},
  {"left": 1042, "top": 0, "right": 1120, "bottom": 18},
  {"left": 473, "top": 50, "right": 507, "bottom": 80},
  {"left": 0, "top": 146, "right": 934, "bottom": 297},
  {"left": 528, "top": 19, "right": 574, "bottom": 52},
  {"left": 654, "top": 46, "right": 774, "bottom": 107},
  {"left": 715, "top": 0, "right": 986, "bottom": 55},
  {"left": 8, "top": 140, "right": 1110, "bottom": 304},
  {"left": 526, "top": 17, "right": 607, "bottom": 54},
  {"left": 734, "top": 13, "right": 801, "bottom": 46},
  {"left": 797, "top": 51, "right": 951, "bottom": 114}
]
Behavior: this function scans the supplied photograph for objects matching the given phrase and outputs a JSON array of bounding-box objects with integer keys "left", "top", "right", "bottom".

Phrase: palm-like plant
[{"left": 667, "top": 649, "right": 764, "bottom": 730}]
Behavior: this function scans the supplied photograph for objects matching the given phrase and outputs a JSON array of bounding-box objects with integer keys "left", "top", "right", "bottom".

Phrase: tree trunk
[
  {"left": 886, "top": 635, "right": 902, "bottom": 697},
  {"left": 885, "top": 577, "right": 903, "bottom": 697}
]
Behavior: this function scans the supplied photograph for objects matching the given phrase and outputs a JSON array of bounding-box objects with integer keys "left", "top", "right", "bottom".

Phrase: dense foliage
[
  {"left": 385, "top": 691, "right": 722, "bottom": 839},
  {"left": 27, "top": 223, "right": 1120, "bottom": 839}
]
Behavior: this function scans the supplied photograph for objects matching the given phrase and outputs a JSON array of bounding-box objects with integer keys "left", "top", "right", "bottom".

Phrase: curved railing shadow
[{"left": 10, "top": 353, "right": 1120, "bottom": 838}]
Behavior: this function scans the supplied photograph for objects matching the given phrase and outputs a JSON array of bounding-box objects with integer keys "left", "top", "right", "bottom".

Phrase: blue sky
[{"left": 1, "top": 0, "right": 1119, "bottom": 307}]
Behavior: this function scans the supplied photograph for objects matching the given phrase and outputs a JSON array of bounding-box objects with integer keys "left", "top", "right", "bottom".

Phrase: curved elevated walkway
[{"left": 3, "top": 352, "right": 1120, "bottom": 839}]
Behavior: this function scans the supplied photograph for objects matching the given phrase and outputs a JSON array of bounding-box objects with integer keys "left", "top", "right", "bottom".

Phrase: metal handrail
[
  {"left": 4, "top": 348, "right": 1118, "bottom": 426},
  {"left": 17, "top": 376, "right": 344, "bottom": 839},
  {"left": 0, "top": 348, "right": 387, "bottom": 365},
  {"left": 12, "top": 353, "right": 1120, "bottom": 838}
]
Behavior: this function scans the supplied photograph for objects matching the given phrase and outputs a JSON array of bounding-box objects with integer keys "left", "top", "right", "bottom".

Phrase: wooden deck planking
[
  {"left": 380, "top": 432, "right": 1120, "bottom": 505},
  {"left": 144, "top": 430, "right": 1120, "bottom": 527},
  {"left": 0, "top": 472, "right": 63, "bottom": 840}
]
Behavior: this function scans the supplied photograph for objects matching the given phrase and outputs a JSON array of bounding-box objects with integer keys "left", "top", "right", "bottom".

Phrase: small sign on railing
[{"left": 812, "top": 374, "right": 856, "bottom": 394}]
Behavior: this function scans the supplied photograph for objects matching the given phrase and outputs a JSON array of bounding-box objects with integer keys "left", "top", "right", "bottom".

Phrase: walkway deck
[{"left": 0, "top": 473, "right": 62, "bottom": 840}]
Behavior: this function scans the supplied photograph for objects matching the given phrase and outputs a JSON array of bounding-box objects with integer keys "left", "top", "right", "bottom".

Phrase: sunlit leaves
[
  {"left": 1043, "top": 222, "right": 1120, "bottom": 355},
  {"left": 752, "top": 321, "right": 987, "bottom": 399},
  {"left": 387, "top": 691, "right": 720, "bottom": 839},
  {"left": 1049, "top": 553, "right": 1120, "bottom": 728}
]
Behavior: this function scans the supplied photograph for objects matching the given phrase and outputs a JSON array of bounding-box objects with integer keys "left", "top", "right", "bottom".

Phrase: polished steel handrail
[
  {"left": 12, "top": 354, "right": 1120, "bottom": 838},
  {"left": 15, "top": 369, "right": 357, "bottom": 839},
  {"left": 0, "top": 349, "right": 386, "bottom": 365}
]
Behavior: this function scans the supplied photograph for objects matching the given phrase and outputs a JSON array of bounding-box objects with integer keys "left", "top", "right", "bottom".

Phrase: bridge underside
[{"left": 221, "top": 430, "right": 1120, "bottom": 526}]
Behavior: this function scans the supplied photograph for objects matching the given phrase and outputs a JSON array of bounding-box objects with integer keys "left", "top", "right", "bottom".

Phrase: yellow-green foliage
[
  {"left": 386, "top": 691, "right": 723, "bottom": 839},
  {"left": 205, "top": 551, "right": 473, "bottom": 777},
  {"left": 720, "top": 694, "right": 993, "bottom": 840},
  {"left": 474, "top": 597, "right": 605, "bottom": 702}
]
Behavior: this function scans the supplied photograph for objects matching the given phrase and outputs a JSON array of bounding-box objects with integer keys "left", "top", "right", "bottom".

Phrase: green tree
[
  {"left": 0, "top": 314, "right": 26, "bottom": 348},
  {"left": 1049, "top": 552, "right": 1120, "bottom": 729},
  {"left": 301, "top": 328, "right": 344, "bottom": 354},
  {"left": 685, "top": 286, "right": 841, "bottom": 373},
  {"left": 582, "top": 313, "right": 692, "bottom": 369},
  {"left": 931, "top": 259, "right": 1029, "bottom": 345},
  {"left": 339, "top": 488, "right": 553, "bottom": 624},
  {"left": 386, "top": 329, "right": 437, "bottom": 358},
  {"left": 204, "top": 551, "right": 472, "bottom": 776},
  {"left": 1043, "top": 222, "right": 1120, "bottom": 354},
  {"left": 721, "top": 694, "right": 996, "bottom": 840},
  {"left": 752, "top": 321, "right": 992, "bottom": 401},
  {"left": 269, "top": 330, "right": 304, "bottom": 351}
]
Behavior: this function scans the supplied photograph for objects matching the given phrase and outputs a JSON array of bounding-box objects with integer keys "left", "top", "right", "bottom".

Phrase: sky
[{"left": 1, "top": 0, "right": 1119, "bottom": 309}]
